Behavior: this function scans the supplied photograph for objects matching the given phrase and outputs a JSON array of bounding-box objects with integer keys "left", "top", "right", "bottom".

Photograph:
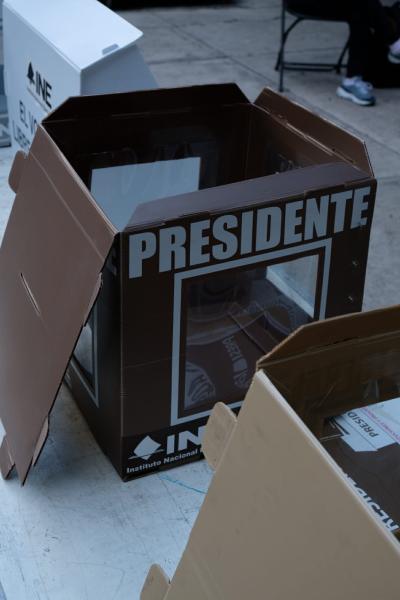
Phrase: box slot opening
[{"left": 178, "top": 253, "right": 319, "bottom": 417}]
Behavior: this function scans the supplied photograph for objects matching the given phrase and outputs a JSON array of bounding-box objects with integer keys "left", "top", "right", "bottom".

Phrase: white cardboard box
[{"left": 3, "top": 0, "right": 156, "bottom": 152}]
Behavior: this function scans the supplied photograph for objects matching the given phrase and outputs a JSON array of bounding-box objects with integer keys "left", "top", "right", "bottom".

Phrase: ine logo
[
  {"left": 129, "top": 426, "right": 206, "bottom": 463},
  {"left": 27, "top": 62, "right": 52, "bottom": 110},
  {"left": 126, "top": 427, "right": 205, "bottom": 474},
  {"left": 130, "top": 436, "right": 163, "bottom": 461}
]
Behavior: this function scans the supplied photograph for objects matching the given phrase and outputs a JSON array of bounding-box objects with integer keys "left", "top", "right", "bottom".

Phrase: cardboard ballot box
[
  {"left": 141, "top": 306, "right": 400, "bottom": 600},
  {"left": 0, "top": 84, "right": 376, "bottom": 484},
  {"left": 3, "top": 0, "right": 156, "bottom": 152}
]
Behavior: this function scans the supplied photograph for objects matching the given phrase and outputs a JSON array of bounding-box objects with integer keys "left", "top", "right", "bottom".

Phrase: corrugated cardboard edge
[
  {"left": 140, "top": 565, "right": 170, "bottom": 600},
  {"left": 8, "top": 150, "right": 26, "bottom": 194},
  {"left": 255, "top": 87, "right": 374, "bottom": 177},
  {"left": 32, "top": 418, "right": 49, "bottom": 466},
  {"left": 0, "top": 436, "right": 14, "bottom": 479},
  {"left": 202, "top": 402, "right": 237, "bottom": 471},
  {"left": 257, "top": 304, "right": 400, "bottom": 367},
  {"left": 42, "top": 83, "right": 250, "bottom": 124}
]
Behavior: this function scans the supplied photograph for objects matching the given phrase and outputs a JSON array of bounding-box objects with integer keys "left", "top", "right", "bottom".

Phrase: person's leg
[
  {"left": 335, "top": 2, "right": 376, "bottom": 104},
  {"left": 284, "top": 1, "right": 376, "bottom": 104},
  {"left": 346, "top": 0, "right": 400, "bottom": 68},
  {"left": 345, "top": 6, "right": 372, "bottom": 78},
  {"left": 363, "top": 0, "right": 398, "bottom": 45},
  {"left": 286, "top": 1, "right": 368, "bottom": 76},
  {"left": 285, "top": 1, "right": 347, "bottom": 20}
]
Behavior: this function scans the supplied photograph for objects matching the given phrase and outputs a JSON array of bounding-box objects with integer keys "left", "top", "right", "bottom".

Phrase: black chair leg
[
  {"left": 275, "top": 4, "right": 348, "bottom": 92},
  {"left": 274, "top": 3, "right": 284, "bottom": 71},
  {"left": 279, "top": 3, "right": 286, "bottom": 92},
  {"left": 276, "top": 12, "right": 305, "bottom": 92},
  {"left": 336, "top": 36, "right": 350, "bottom": 74}
]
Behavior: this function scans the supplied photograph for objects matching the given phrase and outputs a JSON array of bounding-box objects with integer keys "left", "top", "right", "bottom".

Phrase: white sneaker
[
  {"left": 388, "top": 39, "right": 400, "bottom": 63},
  {"left": 336, "top": 77, "right": 376, "bottom": 106}
]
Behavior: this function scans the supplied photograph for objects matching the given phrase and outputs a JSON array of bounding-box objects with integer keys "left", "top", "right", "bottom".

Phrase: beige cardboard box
[{"left": 141, "top": 305, "right": 400, "bottom": 599}]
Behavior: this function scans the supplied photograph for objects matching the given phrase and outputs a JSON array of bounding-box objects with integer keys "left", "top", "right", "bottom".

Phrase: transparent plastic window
[{"left": 182, "top": 254, "right": 318, "bottom": 413}]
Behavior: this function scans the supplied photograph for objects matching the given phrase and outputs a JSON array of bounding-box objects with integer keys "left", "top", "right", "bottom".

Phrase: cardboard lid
[
  {"left": 255, "top": 88, "right": 374, "bottom": 176},
  {"left": 4, "top": 0, "right": 142, "bottom": 71},
  {"left": 0, "top": 126, "right": 115, "bottom": 483}
]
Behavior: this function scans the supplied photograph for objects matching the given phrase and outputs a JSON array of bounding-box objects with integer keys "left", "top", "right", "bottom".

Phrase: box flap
[
  {"left": 257, "top": 305, "right": 400, "bottom": 436},
  {"left": 4, "top": 0, "right": 142, "bottom": 71},
  {"left": 255, "top": 88, "right": 374, "bottom": 176},
  {"left": 0, "top": 125, "right": 116, "bottom": 483},
  {"left": 140, "top": 565, "right": 170, "bottom": 600},
  {"left": 153, "top": 371, "right": 400, "bottom": 599},
  {"left": 43, "top": 83, "right": 250, "bottom": 124},
  {"left": 202, "top": 403, "right": 237, "bottom": 470},
  {"left": 126, "top": 161, "right": 369, "bottom": 230},
  {"left": 0, "top": 437, "right": 14, "bottom": 479},
  {"left": 8, "top": 150, "right": 26, "bottom": 194},
  {"left": 258, "top": 304, "right": 400, "bottom": 364}
]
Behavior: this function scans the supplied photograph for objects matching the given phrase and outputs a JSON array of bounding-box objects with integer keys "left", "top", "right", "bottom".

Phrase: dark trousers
[{"left": 287, "top": 0, "right": 398, "bottom": 77}]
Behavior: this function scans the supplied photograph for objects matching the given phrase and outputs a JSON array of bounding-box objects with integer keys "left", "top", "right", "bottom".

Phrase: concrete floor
[{"left": 0, "top": 0, "right": 399, "bottom": 598}]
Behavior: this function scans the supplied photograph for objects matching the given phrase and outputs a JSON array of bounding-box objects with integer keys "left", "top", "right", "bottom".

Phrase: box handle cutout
[
  {"left": 102, "top": 44, "right": 119, "bottom": 56},
  {"left": 20, "top": 272, "right": 41, "bottom": 316}
]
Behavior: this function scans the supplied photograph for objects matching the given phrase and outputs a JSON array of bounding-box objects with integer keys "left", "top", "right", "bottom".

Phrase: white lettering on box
[{"left": 129, "top": 188, "right": 372, "bottom": 278}]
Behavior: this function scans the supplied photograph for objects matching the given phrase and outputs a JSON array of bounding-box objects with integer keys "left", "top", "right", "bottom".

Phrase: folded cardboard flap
[
  {"left": 127, "top": 162, "right": 367, "bottom": 231},
  {"left": 0, "top": 436, "right": 14, "bottom": 479},
  {"left": 8, "top": 150, "right": 26, "bottom": 194},
  {"left": 32, "top": 418, "right": 49, "bottom": 466},
  {"left": 258, "top": 304, "right": 400, "bottom": 364},
  {"left": 42, "top": 83, "right": 250, "bottom": 124},
  {"left": 255, "top": 88, "right": 373, "bottom": 175},
  {"left": 0, "top": 126, "right": 115, "bottom": 483},
  {"left": 140, "top": 565, "right": 170, "bottom": 600},
  {"left": 141, "top": 370, "right": 400, "bottom": 600},
  {"left": 257, "top": 305, "right": 400, "bottom": 436},
  {"left": 201, "top": 402, "right": 237, "bottom": 470}
]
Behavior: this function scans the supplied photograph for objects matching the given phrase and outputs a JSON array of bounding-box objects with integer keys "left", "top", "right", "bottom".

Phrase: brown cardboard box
[
  {"left": 142, "top": 306, "right": 400, "bottom": 600},
  {"left": 0, "top": 84, "right": 376, "bottom": 483}
]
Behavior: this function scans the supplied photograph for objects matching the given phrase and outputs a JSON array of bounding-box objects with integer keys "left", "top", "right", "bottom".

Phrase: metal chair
[{"left": 275, "top": 1, "right": 350, "bottom": 92}]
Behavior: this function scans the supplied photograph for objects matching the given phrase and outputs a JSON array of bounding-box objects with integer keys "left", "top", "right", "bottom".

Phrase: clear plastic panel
[
  {"left": 182, "top": 254, "right": 318, "bottom": 413},
  {"left": 267, "top": 255, "right": 318, "bottom": 317},
  {"left": 90, "top": 157, "right": 201, "bottom": 230}
]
